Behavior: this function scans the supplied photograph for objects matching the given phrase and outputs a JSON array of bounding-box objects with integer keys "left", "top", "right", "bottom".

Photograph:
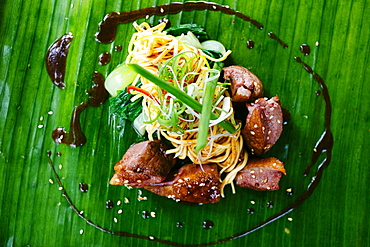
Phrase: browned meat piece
[
  {"left": 223, "top": 65, "right": 264, "bottom": 102},
  {"left": 242, "top": 96, "right": 283, "bottom": 156},
  {"left": 145, "top": 164, "right": 220, "bottom": 203},
  {"left": 109, "top": 140, "right": 176, "bottom": 187},
  {"left": 236, "top": 157, "right": 286, "bottom": 191}
]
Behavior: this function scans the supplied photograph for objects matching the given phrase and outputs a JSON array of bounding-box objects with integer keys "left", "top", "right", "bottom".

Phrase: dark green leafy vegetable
[
  {"left": 109, "top": 88, "right": 143, "bottom": 122},
  {"left": 165, "top": 24, "right": 209, "bottom": 42}
]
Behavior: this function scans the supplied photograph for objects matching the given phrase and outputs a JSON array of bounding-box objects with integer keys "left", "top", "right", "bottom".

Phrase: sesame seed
[
  {"left": 250, "top": 170, "right": 255, "bottom": 173},
  {"left": 313, "top": 148, "right": 318, "bottom": 152},
  {"left": 117, "top": 200, "right": 121, "bottom": 206},
  {"left": 114, "top": 217, "right": 118, "bottom": 223},
  {"left": 59, "top": 164, "right": 63, "bottom": 169},
  {"left": 160, "top": 7, "right": 164, "bottom": 13},
  {"left": 136, "top": 180, "right": 142, "bottom": 183},
  {"left": 138, "top": 196, "right": 147, "bottom": 201},
  {"left": 70, "top": 3, "right": 74, "bottom": 8},
  {"left": 251, "top": 175, "right": 256, "bottom": 178},
  {"left": 315, "top": 41, "right": 320, "bottom": 46},
  {"left": 277, "top": 119, "right": 281, "bottom": 123},
  {"left": 149, "top": 236, "right": 155, "bottom": 240},
  {"left": 150, "top": 211, "right": 156, "bottom": 217},
  {"left": 178, "top": 179, "right": 184, "bottom": 183},
  {"left": 250, "top": 200, "right": 255, "bottom": 204},
  {"left": 58, "top": 187, "right": 63, "bottom": 190},
  {"left": 48, "top": 111, "right": 53, "bottom": 115},
  {"left": 266, "top": 136, "right": 270, "bottom": 140},
  {"left": 254, "top": 124, "right": 258, "bottom": 128},
  {"left": 80, "top": 229, "right": 84, "bottom": 234},
  {"left": 40, "top": 116, "right": 44, "bottom": 121},
  {"left": 269, "top": 115, "right": 274, "bottom": 119},
  {"left": 145, "top": 15, "right": 149, "bottom": 19},
  {"left": 212, "top": 5, "right": 217, "bottom": 9},
  {"left": 288, "top": 217, "right": 293, "bottom": 221},
  {"left": 124, "top": 197, "right": 130, "bottom": 204},
  {"left": 284, "top": 228, "right": 291, "bottom": 234},
  {"left": 286, "top": 188, "right": 292, "bottom": 192},
  {"left": 38, "top": 124, "right": 44, "bottom": 129},
  {"left": 267, "top": 187, "right": 271, "bottom": 190},
  {"left": 250, "top": 131, "right": 255, "bottom": 135},
  {"left": 79, "top": 211, "right": 84, "bottom": 215},
  {"left": 262, "top": 127, "right": 265, "bottom": 131},
  {"left": 49, "top": 179, "right": 54, "bottom": 184}
]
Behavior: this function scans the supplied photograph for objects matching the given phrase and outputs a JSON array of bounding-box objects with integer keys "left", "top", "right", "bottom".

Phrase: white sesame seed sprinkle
[
  {"left": 114, "top": 217, "right": 118, "bottom": 223},
  {"left": 58, "top": 186, "right": 63, "bottom": 190},
  {"left": 250, "top": 131, "right": 255, "bottom": 135},
  {"left": 59, "top": 164, "right": 63, "bottom": 169},
  {"left": 80, "top": 229, "right": 84, "bottom": 234},
  {"left": 288, "top": 217, "right": 293, "bottom": 221},
  {"left": 250, "top": 200, "right": 255, "bottom": 204},
  {"left": 48, "top": 111, "right": 53, "bottom": 115},
  {"left": 40, "top": 116, "right": 44, "bottom": 121},
  {"left": 38, "top": 124, "right": 44, "bottom": 129},
  {"left": 118, "top": 209, "right": 123, "bottom": 214},
  {"left": 150, "top": 211, "right": 156, "bottom": 217},
  {"left": 149, "top": 236, "right": 155, "bottom": 240},
  {"left": 49, "top": 179, "right": 54, "bottom": 184},
  {"left": 117, "top": 200, "right": 122, "bottom": 206},
  {"left": 315, "top": 41, "right": 320, "bottom": 46},
  {"left": 124, "top": 197, "right": 130, "bottom": 204}
]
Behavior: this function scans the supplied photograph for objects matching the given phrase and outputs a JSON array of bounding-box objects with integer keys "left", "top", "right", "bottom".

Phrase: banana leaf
[{"left": 1, "top": 0, "right": 369, "bottom": 246}]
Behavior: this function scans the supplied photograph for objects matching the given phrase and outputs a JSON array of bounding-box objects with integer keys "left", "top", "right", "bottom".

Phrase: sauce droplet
[
  {"left": 202, "top": 220, "right": 214, "bottom": 229},
  {"left": 106, "top": 200, "right": 114, "bottom": 209},
  {"left": 115, "top": 45, "right": 122, "bottom": 52},
  {"left": 45, "top": 33, "right": 74, "bottom": 89},
  {"left": 98, "top": 52, "right": 111, "bottom": 65},
  {"left": 247, "top": 40, "right": 255, "bottom": 49},
  {"left": 300, "top": 44, "right": 310, "bottom": 56},
  {"left": 79, "top": 183, "right": 88, "bottom": 193}
]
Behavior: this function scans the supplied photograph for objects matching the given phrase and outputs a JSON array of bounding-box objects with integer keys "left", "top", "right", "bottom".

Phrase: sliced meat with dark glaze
[
  {"left": 236, "top": 157, "right": 286, "bottom": 191},
  {"left": 242, "top": 96, "right": 283, "bottom": 156},
  {"left": 110, "top": 140, "right": 176, "bottom": 187},
  {"left": 144, "top": 164, "right": 221, "bottom": 203},
  {"left": 223, "top": 65, "right": 264, "bottom": 102}
]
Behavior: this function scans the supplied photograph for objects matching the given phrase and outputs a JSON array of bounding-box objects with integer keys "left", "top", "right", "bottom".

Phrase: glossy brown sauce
[
  {"left": 267, "top": 32, "right": 288, "bottom": 48},
  {"left": 95, "top": 1, "right": 263, "bottom": 44},
  {"left": 79, "top": 183, "right": 89, "bottom": 193},
  {"left": 52, "top": 72, "right": 108, "bottom": 147},
  {"left": 98, "top": 52, "right": 111, "bottom": 65},
  {"left": 48, "top": 2, "right": 333, "bottom": 246},
  {"left": 45, "top": 33, "right": 74, "bottom": 89},
  {"left": 246, "top": 40, "right": 255, "bottom": 49},
  {"left": 300, "top": 44, "right": 311, "bottom": 56}
]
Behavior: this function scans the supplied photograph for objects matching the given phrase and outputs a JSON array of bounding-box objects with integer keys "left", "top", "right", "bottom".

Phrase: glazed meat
[
  {"left": 236, "top": 157, "right": 286, "bottom": 191},
  {"left": 223, "top": 65, "right": 264, "bottom": 102},
  {"left": 145, "top": 164, "right": 221, "bottom": 203},
  {"left": 109, "top": 140, "right": 176, "bottom": 187},
  {"left": 242, "top": 96, "right": 283, "bottom": 156}
]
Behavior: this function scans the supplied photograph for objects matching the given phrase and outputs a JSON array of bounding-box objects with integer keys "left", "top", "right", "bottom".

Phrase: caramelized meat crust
[
  {"left": 110, "top": 140, "right": 176, "bottom": 187},
  {"left": 145, "top": 164, "right": 221, "bottom": 203},
  {"left": 242, "top": 96, "right": 283, "bottom": 156},
  {"left": 236, "top": 157, "right": 286, "bottom": 191},
  {"left": 223, "top": 65, "right": 264, "bottom": 102}
]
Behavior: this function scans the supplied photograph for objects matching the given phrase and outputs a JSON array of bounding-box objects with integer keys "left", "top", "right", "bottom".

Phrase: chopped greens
[{"left": 109, "top": 88, "right": 143, "bottom": 122}]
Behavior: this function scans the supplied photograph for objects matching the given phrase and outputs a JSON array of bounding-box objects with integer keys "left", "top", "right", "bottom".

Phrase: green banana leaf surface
[{"left": 1, "top": 0, "right": 369, "bottom": 246}]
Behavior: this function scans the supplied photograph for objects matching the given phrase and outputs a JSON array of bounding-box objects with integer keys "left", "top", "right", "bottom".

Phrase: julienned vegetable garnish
[{"left": 107, "top": 21, "right": 285, "bottom": 202}]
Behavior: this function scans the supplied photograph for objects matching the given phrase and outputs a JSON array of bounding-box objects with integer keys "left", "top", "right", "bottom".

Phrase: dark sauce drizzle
[
  {"left": 52, "top": 71, "right": 109, "bottom": 147},
  {"left": 267, "top": 32, "right": 288, "bottom": 48},
  {"left": 95, "top": 1, "right": 263, "bottom": 44},
  {"left": 48, "top": 2, "right": 333, "bottom": 246},
  {"left": 45, "top": 33, "right": 74, "bottom": 89}
]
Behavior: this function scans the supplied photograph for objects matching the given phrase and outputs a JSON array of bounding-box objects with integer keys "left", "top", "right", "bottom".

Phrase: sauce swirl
[{"left": 48, "top": 1, "right": 333, "bottom": 246}]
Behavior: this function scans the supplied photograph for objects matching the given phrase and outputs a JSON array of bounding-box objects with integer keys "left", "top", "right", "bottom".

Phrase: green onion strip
[{"left": 128, "top": 63, "right": 237, "bottom": 152}]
